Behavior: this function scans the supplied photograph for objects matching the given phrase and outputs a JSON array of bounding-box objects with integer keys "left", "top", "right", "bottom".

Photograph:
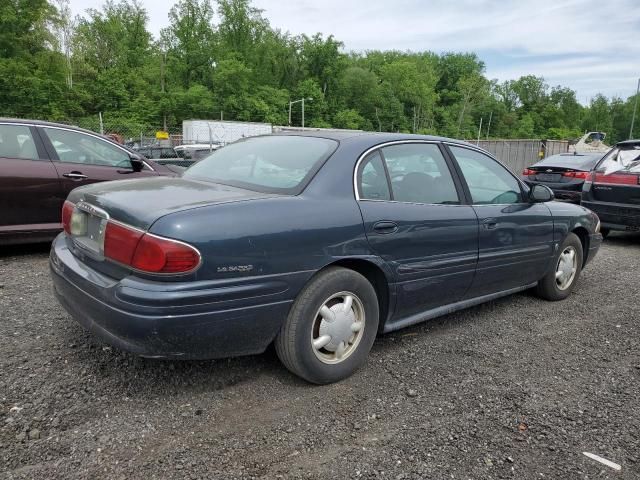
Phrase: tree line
[{"left": 1, "top": 0, "right": 638, "bottom": 142}]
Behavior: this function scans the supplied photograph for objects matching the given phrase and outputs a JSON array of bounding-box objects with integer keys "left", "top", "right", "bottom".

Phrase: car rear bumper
[
  {"left": 50, "top": 234, "right": 300, "bottom": 359},
  {"left": 582, "top": 201, "right": 640, "bottom": 232}
]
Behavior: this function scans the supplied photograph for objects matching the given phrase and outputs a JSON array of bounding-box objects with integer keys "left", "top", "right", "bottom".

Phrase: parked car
[
  {"left": 174, "top": 143, "right": 223, "bottom": 163},
  {"left": 135, "top": 145, "right": 180, "bottom": 160},
  {"left": 582, "top": 139, "right": 640, "bottom": 238},
  {"left": 50, "top": 133, "right": 602, "bottom": 384},
  {"left": 0, "top": 119, "right": 176, "bottom": 245},
  {"left": 521, "top": 152, "right": 605, "bottom": 203}
]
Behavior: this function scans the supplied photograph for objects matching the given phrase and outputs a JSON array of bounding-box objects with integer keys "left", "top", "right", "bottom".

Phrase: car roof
[
  {"left": 616, "top": 139, "right": 640, "bottom": 148},
  {"left": 273, "top": 130, "right": 477, "bottom": 149},
  {"left": 0, "top": 117, "right": 110, "bottom": 138}
]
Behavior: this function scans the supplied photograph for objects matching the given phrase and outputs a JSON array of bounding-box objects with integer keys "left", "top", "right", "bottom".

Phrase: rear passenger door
[
  {"left": 447, "top": 145, "right": 554, "bottom": 297},
  {"left": 0, "top": 123, "right": 62, "bottom": 231},
  {"left": 356, "top": 142, "right": 478, "bottom": 319}
]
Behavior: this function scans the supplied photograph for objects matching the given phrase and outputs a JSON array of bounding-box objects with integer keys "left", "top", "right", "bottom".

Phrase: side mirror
[
  {"left": 130, "top": 155, "right": 144, "bottom": 172},
  {"left": 529, "top": 184, "right": 554, "bottom": 202}
]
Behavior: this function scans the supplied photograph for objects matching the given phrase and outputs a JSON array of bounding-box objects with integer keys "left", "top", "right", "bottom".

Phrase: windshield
[
  {"left": 183, "top": 135, "right": 338, "bottom": 194},
  {"left": 598, "top": 147, "right": 640, "bottom": 174}
]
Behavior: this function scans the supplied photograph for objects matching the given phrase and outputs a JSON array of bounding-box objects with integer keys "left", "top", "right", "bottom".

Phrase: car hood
[{"left": 67, "top": 177, "right": 277, "bottom": 230}]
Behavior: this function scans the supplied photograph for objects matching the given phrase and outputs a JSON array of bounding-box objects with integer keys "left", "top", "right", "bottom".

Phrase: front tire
[
  {"left": 535, "top": 232, "right": 583, "bottom": 301},
  {"left": 275, "top": 267, "right": 379, "bottom": 384}
]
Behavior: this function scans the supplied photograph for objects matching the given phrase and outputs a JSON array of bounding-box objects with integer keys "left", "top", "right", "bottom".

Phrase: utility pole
[
  {"left": 630, "top": 77, "right": 640, "bottom": 139},
  {"left": 161, "top": 50, "right": 167, "bottom": 131},
  {"left": 476, "top": 117, "right": 483, "bottom": 145},
  {"left": 302, "top": 98, "right": 305, "bottom": 129}
]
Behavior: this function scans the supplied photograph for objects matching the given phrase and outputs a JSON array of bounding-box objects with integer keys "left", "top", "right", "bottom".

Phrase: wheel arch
[
  {"left": 320, "top": 257, "right": 393, "bottom": 333},
  {"left": 570, "top": 226, "right": 590, "bottom": 266}
]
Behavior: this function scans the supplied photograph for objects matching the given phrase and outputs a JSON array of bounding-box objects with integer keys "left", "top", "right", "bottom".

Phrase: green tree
[{"left": 161, "top": 0, "right": 216, "bottom": 89}]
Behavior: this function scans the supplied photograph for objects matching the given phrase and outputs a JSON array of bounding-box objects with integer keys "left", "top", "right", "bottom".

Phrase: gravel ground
[{"left": 1, "top": 234, "right": 639, "bottom": 479}]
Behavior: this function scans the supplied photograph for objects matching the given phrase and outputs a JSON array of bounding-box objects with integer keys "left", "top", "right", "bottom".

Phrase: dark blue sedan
[{"left": 50, "top": 132, "right": 602, "bottom": 384}]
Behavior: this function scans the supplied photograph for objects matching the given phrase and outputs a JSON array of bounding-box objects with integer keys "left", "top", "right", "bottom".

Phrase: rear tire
[
  {"left": 535, "top": 232, "right": 583, "bottom": 301},
  {"left": 275, "top": 267, "right": 379, "bottom": 384},
  {"left": 600, "top": 228, "right": 610, "bottom": 239}
]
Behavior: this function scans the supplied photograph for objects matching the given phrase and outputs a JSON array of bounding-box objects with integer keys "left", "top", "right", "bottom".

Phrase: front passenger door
[{"left": 447, "top": 145, "right": 554, "bottom": 297}]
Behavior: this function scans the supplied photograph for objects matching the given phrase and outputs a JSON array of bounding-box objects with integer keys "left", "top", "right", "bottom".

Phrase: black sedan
[
  {"left": 521, "top": 152, "right": 605, "bottom": 203},
  {"left": 50, "top": 133, "right": 602, "bottom": 384},
  {"left": 582, "top": 139, "right": 640, "bottom": 238}
]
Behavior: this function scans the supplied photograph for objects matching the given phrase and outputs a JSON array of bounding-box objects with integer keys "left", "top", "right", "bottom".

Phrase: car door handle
[
  {"left": 62, "top": 172, "right": 88, "bottom": 180},
  {"left": 373, "top": 221, "right": 398, "bottom": 234},
  {"left": 482, "top": 218, "right": 498, "bottom": 230}
]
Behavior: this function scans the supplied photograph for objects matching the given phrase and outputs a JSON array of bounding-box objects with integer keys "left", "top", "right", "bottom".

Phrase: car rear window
[{"left": 183, "top": 135, "right": 338, "bottom": 194}]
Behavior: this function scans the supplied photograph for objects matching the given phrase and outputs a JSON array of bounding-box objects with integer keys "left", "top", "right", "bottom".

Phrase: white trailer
[{"left": 182, "top": 120, "right": 272, "bottom": 146}]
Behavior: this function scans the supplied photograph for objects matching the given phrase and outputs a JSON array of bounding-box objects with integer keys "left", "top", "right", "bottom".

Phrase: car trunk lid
[
  {"left": 64, "top": 177, "right": 277, "bottom": 275},
  {"left": 528, "top": 166, "right": 589, "bottom": 183},
  {"left": 67, "top": 176, "right": 276, "bottom": 231},
  {"left": 589, "top": 169, "right": 640, "bottom": 204}
]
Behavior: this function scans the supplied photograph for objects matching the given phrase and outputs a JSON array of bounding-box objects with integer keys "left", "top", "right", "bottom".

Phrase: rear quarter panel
[{"left": 148, "top": 195, "right": 373, "bottom": 295}]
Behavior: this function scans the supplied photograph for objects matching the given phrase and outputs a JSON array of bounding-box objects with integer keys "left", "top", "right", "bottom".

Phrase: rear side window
[
  {"left": 184, "top": 136, "right": 338, "bottom": 194},
  {"left": 450, "top": 146, "right": 524, "bottom": 204},
  {"left": 381, "top": 143, "right": 460, "bottom": 204},
  {"left": 358, "top": 152, "right": 391, "bottom": 201},
  {"left": 0, "top": 124, "right": 39, "bottom": 160}
]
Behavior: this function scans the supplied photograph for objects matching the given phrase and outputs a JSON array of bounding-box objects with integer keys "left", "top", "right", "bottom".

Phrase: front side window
[
  {"left": 184, "top": 136, "right": 337, "bottom": 194},
  {"left": 44, "top": 128, "right": 132, "bottom": 168},
  {"left": 0, "top": 124, "right": 39, "bottom": 160},
  {"left": 381, "top": 143, "right": 460, "bottom": 204},
  {"left": 450, "top": 146, "right": 523, "bottom": 204}
]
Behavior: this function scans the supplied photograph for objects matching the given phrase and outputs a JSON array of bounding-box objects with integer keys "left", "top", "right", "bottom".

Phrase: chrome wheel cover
[
  {"left": 555, "top": 246, "right": 578, "bottom": 291},
  {"left": 311, "top": 291, "right": 365, "bottom": 364}
]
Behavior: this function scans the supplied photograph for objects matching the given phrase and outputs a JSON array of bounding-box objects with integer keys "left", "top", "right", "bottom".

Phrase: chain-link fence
[{"left": 67, "top": 115, "right": 570, "bottom": 173}]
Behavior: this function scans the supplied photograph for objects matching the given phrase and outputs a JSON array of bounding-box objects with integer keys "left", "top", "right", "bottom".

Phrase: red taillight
[
  {"left": 593, "top": 173, "right": 640, "bottom": 185},
  {"left": 104, "top": 221, "right": 144, "bottom": 265},
  {"left": 62, "top": 201, "right": 74, "bottom": 234},
  {"left": 132, "top": 234, "right": 200, "bottom": 273},
  {"left": 522, "top": 168, "right": 536, "bottom": 176},
  {"left": 103, "top": 221, "right": 200, "bottom": 274},
  {"left": 562, "top": 171, "right": 590, "bottom": 179}
]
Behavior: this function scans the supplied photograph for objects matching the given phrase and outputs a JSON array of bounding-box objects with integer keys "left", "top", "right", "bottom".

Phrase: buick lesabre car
[{"left": 50, "top": 133, "right": 602, "bottom": 384}]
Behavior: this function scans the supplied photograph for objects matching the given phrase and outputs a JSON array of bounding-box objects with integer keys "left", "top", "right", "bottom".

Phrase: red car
[{"left": 0, "top": 119, "right": 176, "bottom": 245}]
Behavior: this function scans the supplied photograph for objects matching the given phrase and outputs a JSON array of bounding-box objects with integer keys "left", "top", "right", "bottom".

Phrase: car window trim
[
  {"left": 353, "top": 140, "right": 466, "bottom": 206},
  {"left": 443, "top": 142, "right": 531, "bottom": 206},
  {"left": 356, "top": 150, "right": 393, "bottom": 201},
  {"left": 0, "top": 122, "right": 50, "bottom": 162}
]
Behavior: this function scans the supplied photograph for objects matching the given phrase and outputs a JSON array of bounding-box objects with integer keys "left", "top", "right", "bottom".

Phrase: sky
[{"left": 68, "top": 0, "right": 640, "bottom": 103}]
